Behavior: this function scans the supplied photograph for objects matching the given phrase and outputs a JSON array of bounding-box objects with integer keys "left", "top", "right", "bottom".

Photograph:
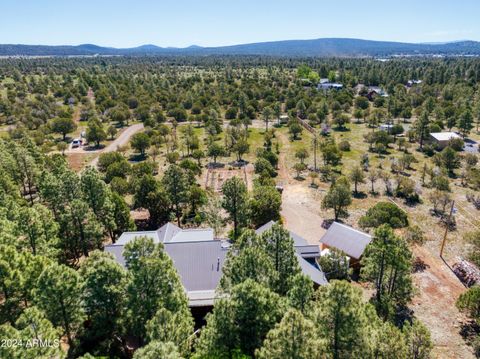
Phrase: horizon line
[{"left": 0, "top": 37, "right": 477, "bottom": 49}]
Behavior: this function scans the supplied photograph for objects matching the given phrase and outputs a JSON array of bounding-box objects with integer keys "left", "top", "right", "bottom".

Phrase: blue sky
[{"left": 2, "top": 0, "right": 479, "bottom": 47}]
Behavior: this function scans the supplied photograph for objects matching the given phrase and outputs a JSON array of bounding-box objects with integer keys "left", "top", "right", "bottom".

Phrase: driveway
[
  {"left": 88, "top": 123, "right": 144, "bottom": 168},
  {"left": 463, "top": 138, "right": 478, "bottom": 153},
  {"left": 64, "top": 123, "right": 144, "bottom": 170}
]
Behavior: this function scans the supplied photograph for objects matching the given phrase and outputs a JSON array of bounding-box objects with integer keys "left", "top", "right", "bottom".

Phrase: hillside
[{"left": 2, "top": 38, "right": 480, "bottom": 57}]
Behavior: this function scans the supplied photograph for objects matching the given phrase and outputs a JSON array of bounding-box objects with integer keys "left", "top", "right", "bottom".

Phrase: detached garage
[{"left": 429, "top": 132, "right": 462, "bottom": 149}]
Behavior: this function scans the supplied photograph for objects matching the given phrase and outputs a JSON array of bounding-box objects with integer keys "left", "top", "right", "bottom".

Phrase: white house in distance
[
  {"left": 317, "top": 78, "right": 343, "bottom": 91},
  {"left": 429, "top": 132, "right": 462, "bottom": 149}
]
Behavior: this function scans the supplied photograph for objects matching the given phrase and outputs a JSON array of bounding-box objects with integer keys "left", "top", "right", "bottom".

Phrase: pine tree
[
  {"left": 221, "top": 176, "right": 248, "bottom": 240},
  {"left": 256, "top": 309, "right": 325, "bottom": 359},
  {"left": 34, "top": 263, "right": 84, "bottom": 347},
  {"left": 361, "top": 225, "right": 413, "bottom": 319},
  {"left": 80, "top": 251, "right": 128, "bottom": 346},
  {"left": 312, "top": 280, "right": 370, "bottom": 359},
  {"left": 124, "top": 236, "right": 188, "bottom": 342}
]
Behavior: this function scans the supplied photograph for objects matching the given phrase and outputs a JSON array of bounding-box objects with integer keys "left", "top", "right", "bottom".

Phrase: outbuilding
[
  {"left": 319, "top": 222, "right": 372, "bottom": 265},
  {"left": 429, "top": 132, "right": 462, "bottom": 149}
]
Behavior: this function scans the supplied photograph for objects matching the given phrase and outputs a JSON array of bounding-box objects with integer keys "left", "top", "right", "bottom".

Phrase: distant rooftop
[{"left": 430, "top": 132, "right": 461, "bottom": 141}]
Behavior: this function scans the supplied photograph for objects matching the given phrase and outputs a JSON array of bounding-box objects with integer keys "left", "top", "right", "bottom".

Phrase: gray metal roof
[
  {"left": 105, "top": 239, "right": 229, "bottom": 307},
  {"left": 319, "top": 222, "right": 372, "bottom": 259},
  {"left": 106, "top": 222, "right": 328, "bottom": 307},
  {"left": 163, "top": 240, "right": 228, "bottom": 292},
  {"left": 255, "top": 220, "right": 309, "bottom": 247},
  {"left": 430, "top": 132, "right": 461, "bottom": 142},
  {"left": 115, "top": 222, "right": 214, "bottom": 245},
  {"left": 296, "top": 254, "right": 328, "bottom": 285},
  {"left": 169, "top": 228, "right": 215, "bottom": 242},
  {"left": 116, "top": 230, "right": 159, "bottom": 245}
]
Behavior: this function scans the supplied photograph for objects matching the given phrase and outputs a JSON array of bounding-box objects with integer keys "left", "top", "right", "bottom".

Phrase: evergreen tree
[
  {"left": 133, "top": 341, "right": 183, "bottom": 359},
  {"left": 196, "top": 279, "right": 287, "bottom": 357},
  {"left": 124, "top": 236, "right": 188, "bottom": 342},
  {"left": 311, "top": 280, "right": 370, "bottom": 359},
  {"left": 259, "top": 224, "right": 301, "bottom": 294},
  {"left": 0, "top": 306, "right": 65, "bottom": 359},
  {"left": 402, "top": 319, "right": 433, "bottom": 359},
  {"left": 162, "top": 165, "right": 189, "bottom": 226},
  {"left": 361, "top": 225, "right": 413, "bottom": 319},
  {"left": 80, "top": 251, "right": 128, "bottom": 349},
  {"left": 34, "top": 263, "right": 84, "bottom": 347},
  {"left": 221, "top": 176, "right": 248, "bottom": 240},
  {"left": 256, "top": 309, "right": 325, "bottom": 359},
  {"left": 322, "top": 176, "right": 352, "bottom": 221},
  {"left": 145, "top": 307, "right": 194, "bottom": 356}
]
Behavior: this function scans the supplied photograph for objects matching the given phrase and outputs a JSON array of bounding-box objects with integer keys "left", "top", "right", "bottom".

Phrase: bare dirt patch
[
  {"left": 66, "top": 153, "right": 95, "bottom": 172},
  {"left": 203, "top": 164, "right": 254, "bottom": 192},
  {"left": 412, "top": 245, "right": 474, "bottom": 359}
]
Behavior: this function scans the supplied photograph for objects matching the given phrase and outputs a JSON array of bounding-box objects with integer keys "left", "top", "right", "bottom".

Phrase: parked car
[{"left": 71, "top": 138, "right": 82, "bottom": 148}]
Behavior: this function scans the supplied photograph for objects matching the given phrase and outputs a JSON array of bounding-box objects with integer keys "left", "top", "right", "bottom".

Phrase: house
[
  {"left": 354, "top": 83, "right": 367, "bottom": 95},
  {"left": 366, "top": 86, "right": 388, "bottom": 101},
  {"left": 319, "top": 222, "right": 372, "bottom": 264},
  {"left": 317, "top": 79, "right": 343, "bottom": 91},
  {"left": 406, "top": 79, "right": 422, "bottom": 88},
  {"left": 105, "top": 223, "right": 227, "bottom": 308},
  {"left": 429, "top": 132, "right": 462, "bottom": 149},
  {"left": 105, "top": 222, "right": 327, "bottom": 310},
  {"left": 379, "top": 123, "right": 394, "bottom": 133}
]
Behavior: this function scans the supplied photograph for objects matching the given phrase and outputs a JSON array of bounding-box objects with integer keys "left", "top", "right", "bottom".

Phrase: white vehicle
[{"left": 71, "top": 138, "right": 82, "bottom": 148}]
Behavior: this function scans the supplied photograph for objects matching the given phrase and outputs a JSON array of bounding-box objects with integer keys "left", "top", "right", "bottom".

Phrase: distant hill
[{"left": 2, "top": 38, "right": 480, "bottom": 57}]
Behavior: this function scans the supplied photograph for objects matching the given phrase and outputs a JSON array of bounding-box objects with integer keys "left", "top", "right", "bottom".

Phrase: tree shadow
[
  {"left": 207, "top": 162, "right": 225, "bottom": 169},
  {"left": 412, "top": 257, "right": 430, "bottom": 273},
  {"left": 129, "top": 153, "right": 147, "bottom": 162},
  {"left": 333, "top": 127, "right": 351, "bottom": 132},
  {"left": 353, "top": 192, "right": 367, "bottom": 199},
  {"left": 460, "top": 320, "right": 480, "bottom": 344},
  {"left": 84, "top": 144, "right": 106, "bottom": 151},
  {"left": 229, "top": 160, "right": 249, "bottom": 167}
]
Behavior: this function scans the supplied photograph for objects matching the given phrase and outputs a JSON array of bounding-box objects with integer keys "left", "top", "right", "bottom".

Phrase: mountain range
[{"left": 1, "top": 38, "right": 480, "bottom": 57}]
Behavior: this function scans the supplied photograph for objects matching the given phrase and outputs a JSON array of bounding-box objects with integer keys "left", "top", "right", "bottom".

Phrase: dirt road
[
  {"left": 281, "top": 184, "right": 326, "bottom": 244},
  {"left": 276, "top": 130, "right": 326, "bottom": 244},
  {"left": 88, "top": 123, "right": 144, "bottom": 168},
  {"left": 412, "top": 246, "right": 474, "bottom": 359}
]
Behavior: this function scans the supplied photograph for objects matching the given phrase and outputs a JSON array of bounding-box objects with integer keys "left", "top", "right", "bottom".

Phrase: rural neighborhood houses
[
  {"left": 317, "top": 78, "right": 343, "bottom": 91},
  {"left": 366, "top": 86, "right": 389, "bottom": 101}
]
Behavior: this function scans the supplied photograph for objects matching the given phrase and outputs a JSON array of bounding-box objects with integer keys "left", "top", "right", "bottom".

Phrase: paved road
[{"left": 88, "top": 123, "right": 144, "bottom": 168}]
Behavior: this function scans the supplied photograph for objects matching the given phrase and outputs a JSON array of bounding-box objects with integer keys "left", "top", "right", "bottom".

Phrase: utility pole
[
  {"left": 313, "top": 135, "right": 318, "bottom": 172},
  {"left": 440, "top": 200, "right": 455, "bottom": 258}
]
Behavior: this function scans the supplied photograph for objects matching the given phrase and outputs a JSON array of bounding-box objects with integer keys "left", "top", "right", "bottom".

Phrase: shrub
[
  {"left": 338, "top": 140, "right": 351, "bottom": 151},
  {"left": 254, "top": 158, "right": 276, "bottom": 177},
  {"left": 318, "top": 249, "right": 349, "bottom": 280},
  {"left": 359, "top": 201, "right": 409, "bottom": 229},
  {"left": 449, "top": 137, "right": 464, "bottom": 151}
]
